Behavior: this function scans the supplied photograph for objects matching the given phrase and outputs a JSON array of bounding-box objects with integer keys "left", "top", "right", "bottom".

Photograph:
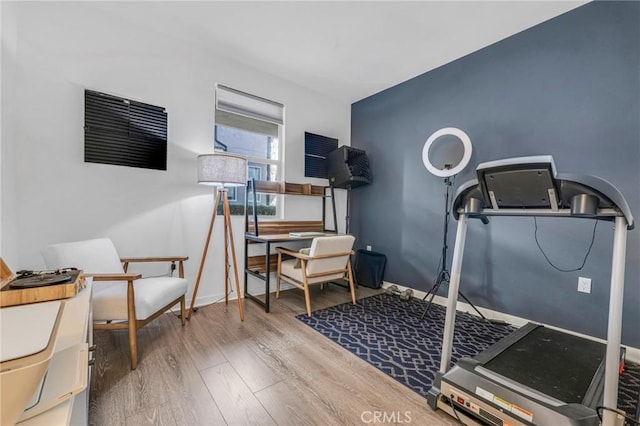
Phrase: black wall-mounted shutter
[
  {"left": 85, "top": 90, "right": 167, "bottom": 170},
  {"left": 304, "top": 132, "right": 338, "bottom": 178}
]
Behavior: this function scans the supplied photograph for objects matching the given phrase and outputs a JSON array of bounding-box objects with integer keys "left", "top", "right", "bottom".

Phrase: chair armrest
[
  {"left": 275, "top": 247, "right": 311, "bottom": 259},
  {"left": 121, "top": 256, "right": 187, "bottom": 278},
  {"left": 120, "top": 256, "right": 189, "bottom": 263},
  {"left": 87, "top": 273, "right": 142, "bottom": 281}
]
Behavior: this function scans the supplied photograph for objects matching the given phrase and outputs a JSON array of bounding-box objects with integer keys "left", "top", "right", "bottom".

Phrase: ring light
[
  {"left": 420, "top": 126, "right": 477, "bottom": 321},
  {"left": 422, "top": 127, "right": 472, "bottom": 178}
]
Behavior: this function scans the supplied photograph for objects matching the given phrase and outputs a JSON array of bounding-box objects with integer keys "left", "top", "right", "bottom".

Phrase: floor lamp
[{"left": 188, "top": 153, "right": 247, "bottom": 321}]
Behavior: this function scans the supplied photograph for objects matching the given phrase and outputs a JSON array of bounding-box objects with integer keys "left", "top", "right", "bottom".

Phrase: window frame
[
  {"left": 248, "top": 165, "right": 263, "bottom": 203},
  {"left": 213, "top": 84, "right": 285, "bottom": 218},
  {"left": 226, "top": 186, "right": 238, "bottom": 202}
]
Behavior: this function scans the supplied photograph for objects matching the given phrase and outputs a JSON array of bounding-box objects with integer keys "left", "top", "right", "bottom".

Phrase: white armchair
[
  {"left": 275, "top": 235, "right": 356, "bottom": 316},
  {"left": 41, "top": 238, "right": 188, "bottom": 369}
]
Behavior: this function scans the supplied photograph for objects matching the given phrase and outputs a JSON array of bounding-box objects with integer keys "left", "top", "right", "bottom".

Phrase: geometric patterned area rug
[{"left": 296, "top": 293, "right": 640, "bottom": 419}]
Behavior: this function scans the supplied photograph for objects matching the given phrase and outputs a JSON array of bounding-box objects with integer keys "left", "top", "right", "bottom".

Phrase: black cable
[
  {"left": 426, "top": 175, "right": 456, "bottom": 291},
  {"left": 144, "top": 273, "right": 172, "bottom": 279},
  {"left": 447, "top": 396, "right": 465, "bottom": 425},
  {"left": 172, "top": 285, "right": 234, "bottom": 318},
  {"left": 596, "top": 406, "right": 640, "bottom": 425},
  {"left": 172, "top": 240, "right": 238, "bottom": 318},
  {"left": 442, "top": 174, "right": 456, "bottom": 270},
  {"left": 533, "top": 217, "right": 598, "bottom": 272},
  {"left": 418, "top": 176, "right": 456, "bottom": 317}
]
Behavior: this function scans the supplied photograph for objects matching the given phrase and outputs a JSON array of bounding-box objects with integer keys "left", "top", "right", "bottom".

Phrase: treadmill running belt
[{"left": 484, "top": 326, "right": 605, "bottom": 403}]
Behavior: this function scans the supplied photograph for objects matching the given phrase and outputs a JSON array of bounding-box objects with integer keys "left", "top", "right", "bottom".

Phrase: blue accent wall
[{"left": 351, "top": 1, "right": 639, "bottom": 347}]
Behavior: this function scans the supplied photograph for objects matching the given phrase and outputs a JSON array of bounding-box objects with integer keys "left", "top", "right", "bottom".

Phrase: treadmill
[{"left": 426, "top": 156, "right": 634, "bottom": 426}]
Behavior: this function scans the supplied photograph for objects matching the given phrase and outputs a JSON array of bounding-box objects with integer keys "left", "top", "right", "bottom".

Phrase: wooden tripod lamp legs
[
  {"left": 187, "top": 188, "right": 244, "bottom": 321},
  {"left": 222, "top": 190, "right": 245, "bottom": 321}
]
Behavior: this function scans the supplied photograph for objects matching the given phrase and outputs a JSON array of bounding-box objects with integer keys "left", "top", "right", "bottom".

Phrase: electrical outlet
[
  {"left": 578, "top": 277, "right": 592, "bottom": 294},
  {"left": 366, "top": 245, "right": 372, "bottom": 251}
]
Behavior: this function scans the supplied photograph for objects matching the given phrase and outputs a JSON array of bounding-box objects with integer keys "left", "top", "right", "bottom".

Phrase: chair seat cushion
[
  {"left": 280, "top": 259, "right": 344, "bottom": 285},
  {"left": 93, "top": 277, "right": 187, "bottom": 321}
]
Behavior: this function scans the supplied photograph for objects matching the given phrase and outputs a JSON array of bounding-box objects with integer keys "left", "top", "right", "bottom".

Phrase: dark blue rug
[{"left": 296, "top": 293, "right": 640, "bottom": 419}]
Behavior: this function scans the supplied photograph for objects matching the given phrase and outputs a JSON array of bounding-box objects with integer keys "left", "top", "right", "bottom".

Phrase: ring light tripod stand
[{"left": 419, "top": 128, "right": 486, "bottom": 320}]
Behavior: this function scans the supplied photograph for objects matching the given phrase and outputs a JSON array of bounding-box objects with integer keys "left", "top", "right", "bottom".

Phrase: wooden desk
[
  {"left": 244, "top": 232, "right": 336, "bottom": 312},
  {"left": 243, "top": 179, "right": 339, "bottom": 313}
]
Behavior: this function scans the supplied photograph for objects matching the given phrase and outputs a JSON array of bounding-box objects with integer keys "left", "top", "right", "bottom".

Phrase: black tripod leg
[
  {"left": 420, "top": 291, "right": 439, "bottom": 319},
  {"left": 421, "top": 273, "right": 445, "bottom": 319},
  {"left": 422, "top": 270, "right": 447, "bottom": 301},
  {"left": 421, "top": 281, "right": 440, "bottom": 302},
  {"left": 457, "top": 291, "right": 487, "bottom": 321},
  {"left": 421, "top": 269, "right": 448, "bottom": 319}
]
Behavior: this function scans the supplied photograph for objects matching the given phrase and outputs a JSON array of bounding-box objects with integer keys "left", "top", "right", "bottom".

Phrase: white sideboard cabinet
[{"left": 16, "top": 278, "right": 94, "bottom": 426}]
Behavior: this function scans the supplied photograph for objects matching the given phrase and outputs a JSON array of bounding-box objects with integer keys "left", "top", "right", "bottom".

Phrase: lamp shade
[{"left": 198, "top": 153, "right": 247, "bottom": 186}]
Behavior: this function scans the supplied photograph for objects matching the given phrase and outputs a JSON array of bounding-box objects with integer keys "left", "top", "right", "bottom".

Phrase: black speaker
[{"left": 325, "top": 146, "right": 371, "bottom": 189}]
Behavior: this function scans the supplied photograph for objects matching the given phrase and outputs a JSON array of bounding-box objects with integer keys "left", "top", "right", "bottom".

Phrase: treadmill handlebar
[{"left": 451, "top": 157, "right": 634, "bottom": 230}]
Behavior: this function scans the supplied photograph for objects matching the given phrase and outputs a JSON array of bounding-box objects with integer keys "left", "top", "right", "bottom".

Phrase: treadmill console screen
[{"left": 477, "top": 162, "right": 559, "bottom": 209}]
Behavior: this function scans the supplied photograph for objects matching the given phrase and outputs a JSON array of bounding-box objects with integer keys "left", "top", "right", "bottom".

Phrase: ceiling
[{"left": 94, "top": 1, "right": 586, "bottom": 104}]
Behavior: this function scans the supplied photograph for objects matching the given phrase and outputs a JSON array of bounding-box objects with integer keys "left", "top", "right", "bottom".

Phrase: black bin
[{"left": 353, "top": 249, "right": 387, "bottom": 289}]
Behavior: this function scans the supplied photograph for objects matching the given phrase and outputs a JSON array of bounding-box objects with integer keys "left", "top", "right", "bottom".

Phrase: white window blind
[
  {"left": 216, "top": 84, "right": 284, "bottom": 126},
  {"left": 215, "top": 109, "right": 279, "bottom": 138}
]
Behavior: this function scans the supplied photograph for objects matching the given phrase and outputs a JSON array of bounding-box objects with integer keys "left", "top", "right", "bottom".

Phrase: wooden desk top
[{"left": 245, "top": 232, "right": 338, "bottom": 243}]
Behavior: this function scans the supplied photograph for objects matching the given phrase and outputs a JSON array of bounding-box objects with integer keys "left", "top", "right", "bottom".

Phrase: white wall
[
  {"left": 1, "top": 2, "right": 18, "bottom": 265},
  {"left": 1, "top": 2, "right": 350, "bottom": 306}
]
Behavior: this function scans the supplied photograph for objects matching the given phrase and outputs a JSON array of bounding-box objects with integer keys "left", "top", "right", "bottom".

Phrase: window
[
  {"left": 226, "top": 187, "right": 237, "bottom": 202},
  {"left": 248, "top": 165, "right": 262, "bottom": 203},
  {"left": 214, "top": 85, "right": 284, "bottom": 216}
]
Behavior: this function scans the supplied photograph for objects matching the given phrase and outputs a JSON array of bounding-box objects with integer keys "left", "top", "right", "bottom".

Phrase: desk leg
[
  {"left": 244, "top": 238, "right": 249, "bottom": 297},
  {"left": 265, "top": 242, "right": 271, "bottom": 313}
]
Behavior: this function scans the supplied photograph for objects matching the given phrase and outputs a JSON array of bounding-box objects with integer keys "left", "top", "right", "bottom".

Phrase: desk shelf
[
  {"left": 251, "top": 180, "right": 325, "bottom": 196},
  {"left": 243, "top": 179, "right": 337, "bottom": 312},
  {"left": 246, "top": 254, "right": 279, "bottom": 274}
]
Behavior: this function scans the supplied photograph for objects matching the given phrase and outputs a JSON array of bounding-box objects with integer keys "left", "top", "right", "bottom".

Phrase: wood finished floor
[{"left": 89, "top": 286, "right": 457, "bottom": 425}]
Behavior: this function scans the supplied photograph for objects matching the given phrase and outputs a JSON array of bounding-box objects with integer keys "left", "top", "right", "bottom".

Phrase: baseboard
[
  {"left": 184, "top": 281, "right": 298, "bottom": 312},
  {"left": 381, "top": 281, "right": 640, "bottom": 364}
]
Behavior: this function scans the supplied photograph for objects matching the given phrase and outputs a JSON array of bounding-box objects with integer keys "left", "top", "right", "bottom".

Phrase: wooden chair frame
[
  {"left": 87, "top": 256, "right": 188, "bottom": 370},
  {"left": 275, "top": 247, "right": 356, "bottom": 317}
]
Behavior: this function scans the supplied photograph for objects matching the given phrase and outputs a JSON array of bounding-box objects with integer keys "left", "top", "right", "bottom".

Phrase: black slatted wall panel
[
  {"left": 85, "top": 90, "right": 167, "bottom": 170},
  {"left": 304, "top": 132, "right": 338, "bottom": 178}
]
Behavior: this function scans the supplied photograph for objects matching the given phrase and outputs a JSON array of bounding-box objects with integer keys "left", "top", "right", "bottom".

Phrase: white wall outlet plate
[
  {"left": 578, "top": 277, "right": 592, "bottom": 294},
  {"left": 366, "top": 245, "right": 372, "bottom": 251}
]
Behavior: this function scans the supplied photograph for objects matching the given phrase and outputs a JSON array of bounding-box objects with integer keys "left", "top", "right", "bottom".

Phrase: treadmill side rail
[{"left": 427, "top": 372, "right": 443, "bottom": 410}]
